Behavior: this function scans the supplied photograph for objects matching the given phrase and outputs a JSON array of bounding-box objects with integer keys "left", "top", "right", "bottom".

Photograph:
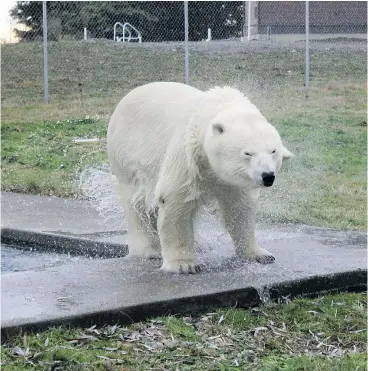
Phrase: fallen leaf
[
  {"left": 141, "top": 344, "right": 155, "bottom": 352},
  {"left": 207, "top": 335, "right": 221, "bottom": 340},
  {"left": 307, "top": 310, "right": 319, "bottom": 316},
  {"left": 67, "top": 334, "right": 98, "bottom": 343},
  {"left": 12, "top": 347, "right": 29, "bottom": 357},
  {"left": 253, "top": 327, "right": 268, "bottom": 336},
  {"left": 110, "top": 324, "right": 118, "bottom": 335},
  {"left": 122, "top": 332, "right": 140, "bottom": 342},
  {"left": 86, "top": 325, "right": 101, "bottom": 335},
  {"left": 144, "top": 328, "right": 163, "bottom": 338}
]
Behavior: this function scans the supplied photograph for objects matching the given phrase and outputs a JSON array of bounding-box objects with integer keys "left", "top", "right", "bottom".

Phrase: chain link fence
[{"left": 1, "top": 1, "right": 367, "bottom": 119}]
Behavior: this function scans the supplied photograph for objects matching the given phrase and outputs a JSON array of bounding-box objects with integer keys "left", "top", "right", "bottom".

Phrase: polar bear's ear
[
  {"left": 282, "top": 145, "right": 294, "bottom": 159},
  {"left": 213, "top": 123, "right": 224, "bottom": 135}
]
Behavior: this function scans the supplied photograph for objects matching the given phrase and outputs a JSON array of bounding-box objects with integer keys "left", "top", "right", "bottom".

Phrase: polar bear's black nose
[{"left": 262, "top": 172, "right": 275, "bottom": 187}]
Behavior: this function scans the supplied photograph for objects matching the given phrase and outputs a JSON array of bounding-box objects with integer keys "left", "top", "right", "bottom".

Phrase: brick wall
[{"left": 257, "top": 1, "right": 367, "bottom": 34}]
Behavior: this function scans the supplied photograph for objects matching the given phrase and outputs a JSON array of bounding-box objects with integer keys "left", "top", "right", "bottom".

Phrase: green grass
[
  {"left": 2, "top": 41, "right": 366, "bottom": 122},
  {"left": 1, "top": 118, "right": 107, "bottom": 197},
  {"left": 1, "top": 292, "right": 367, "bottom": 370},
  {"left": 1, "top": 41, "right": 367, "bottom": 230},
  {"left": 257, "top": 104, "right": 367, "bottom": 230}
]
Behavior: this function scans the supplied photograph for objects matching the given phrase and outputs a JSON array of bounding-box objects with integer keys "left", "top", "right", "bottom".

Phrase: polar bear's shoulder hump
[{"left": 205, "top": 86, "right": 258, "bottom": 113}]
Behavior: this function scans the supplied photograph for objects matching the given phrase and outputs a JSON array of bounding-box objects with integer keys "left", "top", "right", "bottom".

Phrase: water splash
[
  {"left": 79, "top": 164, "right": 236, "bottom": 264},
  {"left": 79, "top": 164, "right": 125, "bottom": 230},
  {"left": 194, "top": 208, "right": 235, "bottom": 267},
  {"left": 255, "top": 285, "right": 271, "bottom": 304},
  {"left": 78, "top": 165, "right": 295, "bottom": 276}
]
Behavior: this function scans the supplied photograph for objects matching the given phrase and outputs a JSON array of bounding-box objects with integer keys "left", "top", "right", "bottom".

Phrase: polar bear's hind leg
[{"left": 118, "top": 184, "right": 161, "bottom": 259}]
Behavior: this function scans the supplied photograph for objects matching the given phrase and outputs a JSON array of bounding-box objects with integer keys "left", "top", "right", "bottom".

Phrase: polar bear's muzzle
[{"left": 261, "top": 172, "right": 275, "bottom": 187}]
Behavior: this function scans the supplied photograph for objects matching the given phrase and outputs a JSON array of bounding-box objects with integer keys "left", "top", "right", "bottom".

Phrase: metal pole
[
  {"left": 184, "top": 1, "right": 189, "bottom": 85},
  {"left": 247, "top": 1, "right": 251, "bottom": 41},
  {"left": 242, "top": 1, "right": 246, "bottom": 41},
  {"left": 305, "top": 0, "right": 310, "bottom": 98},
  {"left": 42, "top": 1, "right": 49, "bottom": 104}
]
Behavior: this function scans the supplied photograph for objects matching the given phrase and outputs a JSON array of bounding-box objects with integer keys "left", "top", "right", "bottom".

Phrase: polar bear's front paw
[
  {"left": 243, "top": 248, "right": 275, "bottom": 265},
  {"left": 161, "top": 260, "right": 201, "bottom": 274}
]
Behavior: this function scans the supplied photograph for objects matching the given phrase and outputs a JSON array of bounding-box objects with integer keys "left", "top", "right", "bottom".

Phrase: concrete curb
[
  {"left": 2, "top": 269, "right": 366, "bottom": 341},
  {"left": 1, "top": 228, "right": 128, "bottom": 258}
]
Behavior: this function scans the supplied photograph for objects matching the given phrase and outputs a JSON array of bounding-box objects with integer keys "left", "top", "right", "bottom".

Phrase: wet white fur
[{"left": 107, "top": 82, "right": 293, "bottom": 273}]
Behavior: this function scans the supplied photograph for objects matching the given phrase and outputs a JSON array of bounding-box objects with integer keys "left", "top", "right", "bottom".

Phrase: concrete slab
[
  {"left": 1, "top": 192, "right": 126, "bottom": 234},
  {"left": 1, "top": 228, "right": 128, "bottom": 258},
  {"left": 1, "top": 192, "right": 367, "bottom": 339},
  {"left": 2, "top": 227, "right": 367, "bottom": 338},
  {"left": 1, "top": 245, "right": 92, "bottom": 273}
]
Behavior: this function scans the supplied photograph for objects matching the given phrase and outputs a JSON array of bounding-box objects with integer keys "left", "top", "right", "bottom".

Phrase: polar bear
[{"left": 107, "top": 82, "right": 293, "bottom": 274}]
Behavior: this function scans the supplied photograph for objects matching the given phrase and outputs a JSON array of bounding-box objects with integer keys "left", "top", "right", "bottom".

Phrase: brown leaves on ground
[{"left": 3, "top": 294, "right": 367, "bottom": 370}]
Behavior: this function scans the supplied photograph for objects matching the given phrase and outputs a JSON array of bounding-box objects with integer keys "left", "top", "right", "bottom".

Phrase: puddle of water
[{"left": 1, "top": 245, "right": 93, "bottom": 273}]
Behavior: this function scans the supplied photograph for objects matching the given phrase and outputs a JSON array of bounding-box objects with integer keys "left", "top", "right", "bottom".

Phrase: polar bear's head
[{"left": 203, "top": 109, "right": 293, "bottom": 188}]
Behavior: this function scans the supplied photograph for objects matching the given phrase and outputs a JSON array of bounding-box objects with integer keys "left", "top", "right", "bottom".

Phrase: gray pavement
[
  {"left": 1, "top": 192, "right": 367, "bottom": 336},
  {"left": 1, "top": 192, "right": 126, "bottom": 235},
  {"left": 2, "top": 245, "right": 91, "bottom": 273}
]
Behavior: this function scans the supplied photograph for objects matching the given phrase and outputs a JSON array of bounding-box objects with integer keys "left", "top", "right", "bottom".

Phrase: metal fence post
[
  {"left": 242, "top": 1, "right": 246, "bottom": 41},
  {"left": 42, "top": 1, "right": 49, "bottom": 104},
  {"left": 305, "top": 0, "right": 310, "bottom": 98},
  {"left": 247, "top": 1, "right": 251, "bottom": 41},
  {"left": 184, "top": 1, "right": 189, "bottom": 85}
]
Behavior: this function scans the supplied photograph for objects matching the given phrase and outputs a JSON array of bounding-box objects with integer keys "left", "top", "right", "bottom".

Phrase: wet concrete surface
[
  {"left": 1, "top": 192, "right": 126, "bottom": 234},
  {"left": 2, "top": 227, "right": 367, "bottom": 333},
  {"left": 1, "top": 192, "right": 367, "bottom": 335},
  {"left": 2, "top": 245, "right": 93, "bottom": 273}
]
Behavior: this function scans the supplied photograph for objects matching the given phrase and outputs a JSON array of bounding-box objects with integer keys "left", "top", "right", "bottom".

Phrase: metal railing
[{"left": 113, "top": 22, "right": 142, "bottom": 43}]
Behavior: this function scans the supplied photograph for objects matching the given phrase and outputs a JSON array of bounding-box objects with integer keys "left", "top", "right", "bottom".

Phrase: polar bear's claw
[
  {"left": 242, "top": 248, "right": 275, "bottom": 265},
  {"left": 255, "top": 255, "right": 275, "bottom": 264},
  {"left": 161, "top": 261, "right": 201, "bottom": 274}
]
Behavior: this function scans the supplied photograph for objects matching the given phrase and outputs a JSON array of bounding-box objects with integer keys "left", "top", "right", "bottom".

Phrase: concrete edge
[
  {"left": 2, "top": 269, "right": 366, "bottom": 342},
  {"left": 1, "top": 228, "right": 128, "bottom": 258}
]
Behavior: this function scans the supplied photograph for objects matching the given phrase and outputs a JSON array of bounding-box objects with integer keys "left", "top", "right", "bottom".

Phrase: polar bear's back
[
  {"left": 107, "top": 82, "right": 202, "bottom": 188},
  {"left": 109, "top": 81, "right": 200, "bottom": 129}
]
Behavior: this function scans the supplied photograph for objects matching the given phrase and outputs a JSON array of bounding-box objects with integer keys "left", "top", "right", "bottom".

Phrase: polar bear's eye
[
  {"left": 244, "top": 152, "right": 252, "bottom": 156},
  {"left": 271, "top": 149, "right": 276, "bottom": 154},
  {"left": 213, "top": 123, "right": 224, "bottom": 135}
]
